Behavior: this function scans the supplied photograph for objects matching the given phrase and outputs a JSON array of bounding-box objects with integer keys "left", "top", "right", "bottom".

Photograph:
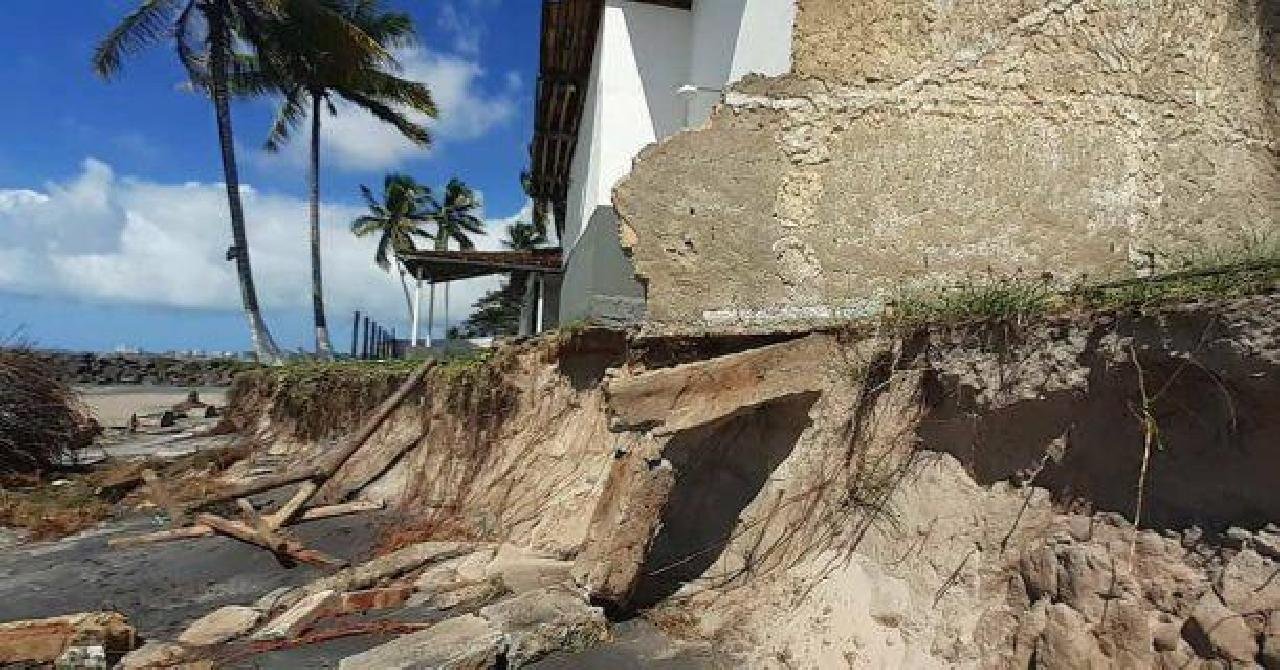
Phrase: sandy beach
[{"left": 76, "top": 386, "right": 228, "bottom": 429}]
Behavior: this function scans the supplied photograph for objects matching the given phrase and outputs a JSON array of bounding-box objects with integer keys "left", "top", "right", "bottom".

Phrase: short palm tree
[
  {"left": 351, "top": 174, "right": 433, "bottom": 325},
  {"left": 423, "top": 178, "right": 486, "bottom": 339},
  {"left": 255, "top": 0, "right": 435, "bottom": 359}
]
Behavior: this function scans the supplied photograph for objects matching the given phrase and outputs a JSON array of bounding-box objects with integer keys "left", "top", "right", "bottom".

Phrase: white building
[{"left": 527, "top": 0, "right": 797, "bottom": 330}]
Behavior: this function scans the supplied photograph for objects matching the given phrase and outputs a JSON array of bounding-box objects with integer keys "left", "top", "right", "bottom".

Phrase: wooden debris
[
  {"left": 108, "top": 501, "right": 383, "bottom": 548},
  {"left": 111, "top": 361, "right": 432, "bottom": 568},
  {"left": 195, "top": 513, "right": 345, "bottom": 570},
  {"left": 265, "top": 481, "right": 319, "bottom": 530}
]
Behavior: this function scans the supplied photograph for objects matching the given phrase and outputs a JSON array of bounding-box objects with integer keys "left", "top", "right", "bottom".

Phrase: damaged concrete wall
[
  {"left": 616, "top": 0, "right": 1280, "bottom": 334},
  {"left": 576, "top": 293, "right": 1280, "bottom": 668}
]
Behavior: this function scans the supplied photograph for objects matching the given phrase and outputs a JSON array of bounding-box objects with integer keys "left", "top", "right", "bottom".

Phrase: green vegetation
[
  {"left": 251, "top": 0, "right": 436, "bottom": 360},
  {"left": 885, "top": 236, "right": 1280, "bottom": 328},
  {"left": 230, "top": 349, "right": 513, "bottom": 441}
]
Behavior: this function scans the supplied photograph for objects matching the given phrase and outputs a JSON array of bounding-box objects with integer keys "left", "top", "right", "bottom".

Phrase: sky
[{"left": 0, "top": 0, "right": 542, "bottom": 354}]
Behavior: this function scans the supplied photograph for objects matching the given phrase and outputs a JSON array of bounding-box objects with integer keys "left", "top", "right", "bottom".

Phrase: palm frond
[
  {"left": 351, "top": 215, "right": 385, "bottom": 236},
  {"left": 93, "top": 0, "right": 183, "bottom": 78},
  {"left": 374, "top": 231, "right": 393, "bottom": 271},
  {"left": 342, "top": 91, "right": 431, "bottom": 146},
  {"left": 264, "top": 86, "right": 309, "bottom": 151}
]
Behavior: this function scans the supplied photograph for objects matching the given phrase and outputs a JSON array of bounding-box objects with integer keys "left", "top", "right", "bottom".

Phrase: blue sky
[{"left": 0, "top": 0, "right": 542, "bottom": 354}]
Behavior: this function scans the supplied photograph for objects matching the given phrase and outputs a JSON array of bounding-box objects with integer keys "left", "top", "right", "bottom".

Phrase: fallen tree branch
[
  {"left": 265, "top": 481, "right": 319, "bottom": 530},
  {"left": 108, "top": 500, "right": 383, "bottom": 548},
  {"left": 191, "top": 361, "right": 433, "bottom": 510},
  {"left": 195, "top": 512, "right": 346, "bottom": 570}
]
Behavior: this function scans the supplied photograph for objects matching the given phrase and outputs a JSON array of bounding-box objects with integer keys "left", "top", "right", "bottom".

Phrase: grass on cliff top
[
  {"left": 231, "top": 349, "right": 510, "bottom": 441},
  {"left": 885, "top": 235, "right": 1280, "bottom": 327}
]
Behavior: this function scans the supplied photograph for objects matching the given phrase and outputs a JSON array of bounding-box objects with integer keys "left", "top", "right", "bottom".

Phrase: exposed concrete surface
[
  {"left": 0, "top": 514, "right": 380, "bottom": 640},
  {"left": 616, "top": 0, "right": 1280, "bottom": 334},
  {"left": 569, "top": 293, "right": 1280, "bottom": 667}
]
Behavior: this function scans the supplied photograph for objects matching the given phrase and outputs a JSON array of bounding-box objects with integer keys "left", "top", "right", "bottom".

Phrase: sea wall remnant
[{"left": 615, "top": 0, "right": 1280, "bottom": 334}]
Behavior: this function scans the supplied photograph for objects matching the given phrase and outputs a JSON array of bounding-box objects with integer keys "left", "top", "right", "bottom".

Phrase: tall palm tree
[
  {"left": 255, "top": 0, "right": 435, "bottom": 359},
  {"left": 423, "top": 178, "right": 485, "bottom": 339},
  {"left": 351, "top": 174, "right": 433, "bottom": 325}
]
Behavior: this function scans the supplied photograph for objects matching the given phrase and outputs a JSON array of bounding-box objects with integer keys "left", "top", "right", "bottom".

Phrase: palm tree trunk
[
  {"left": 397, "top": 261, "right": 414, "bottom": 321},
  {"left": 443, "top": 281, "right": 450, "bottom": 339},
  {"left": 426, "top": 283, "right": 436, "bottom": 347},
  {"left": 208, "top": 2, "right": 281, "bottom": 364},
  {"left": 309, "top": 92, "right": 334, "bottom": 359}
]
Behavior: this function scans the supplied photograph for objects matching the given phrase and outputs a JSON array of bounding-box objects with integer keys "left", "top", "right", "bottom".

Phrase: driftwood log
[
  {"left": 108, "top": 501, "right": 382, "bottom": 548},
  {"left": 115, "top": 361, "right": 433, "bottom": 567},
  {"left": 193, "top": 361, "right": 434, "bottom": 509}
]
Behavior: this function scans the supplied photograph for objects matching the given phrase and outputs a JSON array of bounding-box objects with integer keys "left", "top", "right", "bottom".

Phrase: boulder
[
  {"left": 1019, "top": 545, "right": 1058, "bottom": 602},
  {"left": 479, "top": 584, "right": 609, "bottom": 667},
  {"left": 251, "top": 590, "right": 337, "bottom": 641},
  {"left": 1261, "top": 614, "right": 1280, "bottom": 670},
  {"left": 338, "top": 614, "right": 503, "bottom": 670},
  {"left": 1033, "top": 604, "right": 1107, "bottom": 670},
  {"left": 1218, "top": 549, "right": 1280, "bottom": 614},
  {"left": 1183, "top": 592, "right": 1258, "bottom": 664},
  {"left": 177, "top": 606, "right": 261, "bottom": 646}
]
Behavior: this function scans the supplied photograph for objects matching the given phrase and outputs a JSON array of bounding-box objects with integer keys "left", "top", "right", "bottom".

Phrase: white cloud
[
  {"left": 262, "top": 46, "right": 521, "bottom": 172},
  {"left": 437, "top": 2, "right": 482, "bottom": 56},
  {"left": 0, "top": 159, "right": 524, "bottom": 335}
]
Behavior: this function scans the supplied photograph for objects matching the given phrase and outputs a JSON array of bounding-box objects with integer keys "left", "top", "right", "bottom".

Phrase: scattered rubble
[
  {"left": 0, "top": 611, "right": 135, "bottom": 665},
  {"left": 177, "top": 606, "right": 261, "bottom": 646}
]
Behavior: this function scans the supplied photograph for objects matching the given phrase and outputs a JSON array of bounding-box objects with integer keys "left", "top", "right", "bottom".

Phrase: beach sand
[{"left": 76, "top": 386, "right": 228, "bottom": 428}]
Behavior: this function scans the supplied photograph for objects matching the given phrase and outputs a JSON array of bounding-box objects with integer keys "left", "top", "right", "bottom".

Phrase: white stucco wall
[
  {"left": 558, "top": 0, "right": 796, "bottom": 324},
  {"left": 687, "top": 0, "right": 797, "bottom": 126}
]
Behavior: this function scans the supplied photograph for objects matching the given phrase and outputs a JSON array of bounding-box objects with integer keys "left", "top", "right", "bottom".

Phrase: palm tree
[
  {"left": 255, "top": 0, "right": 435, "bottom": 359},
  {"left": 422, "top": 178, "right": 485, "bottom": 340},
  {"left": 351, "top": 174, "right": 433, "bottom": 326}
]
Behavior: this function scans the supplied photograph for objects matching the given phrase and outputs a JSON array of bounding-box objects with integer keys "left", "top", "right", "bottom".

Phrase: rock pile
[
  {"left": 31, "top": 351, "right": 252, "bottom": 387},
  {"left": 119, "top": 541, "right": 608, "bottom": 669},
  {"left": 985, "top": 516, "right": 1280, "bottom": 669}
]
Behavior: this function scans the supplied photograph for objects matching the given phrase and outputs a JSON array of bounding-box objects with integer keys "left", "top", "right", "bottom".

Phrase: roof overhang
[
  {"left": 399, "top": 249, "right": 565, "bottom": 283},
  {"left": 527, "top": 0, "right": 692, "bottom": 231}
]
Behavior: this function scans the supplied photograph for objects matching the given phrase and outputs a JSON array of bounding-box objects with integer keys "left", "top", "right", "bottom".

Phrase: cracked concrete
[{"left": 616, "top": 0, "right": 1280, "bottom": 335}]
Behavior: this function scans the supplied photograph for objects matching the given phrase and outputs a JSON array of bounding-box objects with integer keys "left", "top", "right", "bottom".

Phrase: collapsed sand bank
[{"left": 223, "top": 293, "right": 1279, "bottom": 668}]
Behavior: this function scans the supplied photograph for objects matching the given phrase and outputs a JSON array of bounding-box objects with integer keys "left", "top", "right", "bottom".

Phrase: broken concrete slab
[
  {"left": 0, "top": 612, "right": 135, "bottom": 665},
  {"left": 605, "top": 334, "right": 835, "bottom": 435},
  {"left": 332, "top": 585, "right": 415, "bottom": 615},
  {"left": 177, "top": 605, "right": 261, "bottom": 646},
  {"left": 408, "top": 577, "right": 508, "bottom": 612},
  {"left": 118, "top": 642, "right": 190, "bottom": 670},
  {"left": 251, "top": 589, "right": 338, "bottom": 641},
  {"left": 280, "top": 541, "right": 477, "bottom": 609},
  {"left": 337, "top": 614, "right": 503, "bottom": 670},
  {"left": 480, "top": 584, "right": 610, "bottom": 667},
  {"left": 572, "top": 435, "right": 675, "bottom": 609},
  {"left": 483, "top": 543, "right": 574, "bottom": 594},
  {"left": 1184, "top": 592, "right": 1258, "bottom": 664}
]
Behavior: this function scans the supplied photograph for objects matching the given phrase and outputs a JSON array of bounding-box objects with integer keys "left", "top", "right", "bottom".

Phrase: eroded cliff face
[
  {"left": 615, "top": 0, "right": 1280, "bottom": 335},
  {"left": 227, "top": 294, "right": 1280, "bottom": 668}
]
